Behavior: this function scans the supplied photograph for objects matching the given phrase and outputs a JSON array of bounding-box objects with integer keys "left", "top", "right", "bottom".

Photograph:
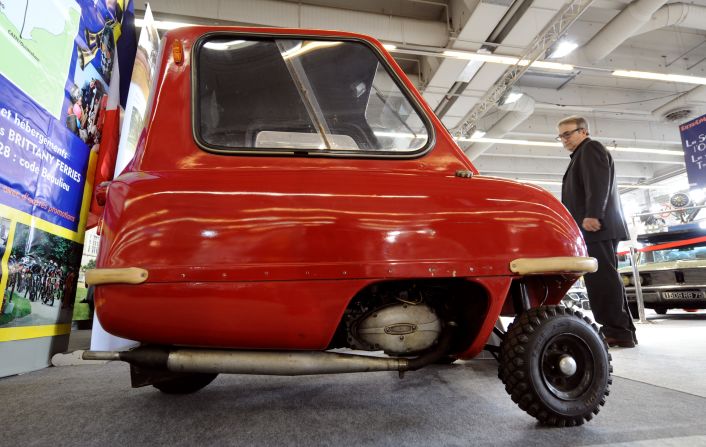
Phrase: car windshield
[
  {"left": 196, "top": 37, "right": 429, "bottom": 154},
  {"left": 640, "top": 243, "right": 706, "bottom": 264}
]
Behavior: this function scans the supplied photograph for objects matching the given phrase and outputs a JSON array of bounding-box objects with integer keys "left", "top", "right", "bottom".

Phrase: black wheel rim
[{"left": 540, "top": 333, "right": 594, "bottom": 400}]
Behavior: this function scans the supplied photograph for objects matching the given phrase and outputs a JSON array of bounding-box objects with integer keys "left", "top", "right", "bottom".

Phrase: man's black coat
[{"left": 561, "top": 138, "right": 629, "bottom": 243}]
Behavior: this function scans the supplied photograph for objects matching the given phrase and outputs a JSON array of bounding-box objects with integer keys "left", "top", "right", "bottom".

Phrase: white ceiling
[{"left": 141, "top": 0, "right": 706, "bottom": 202}]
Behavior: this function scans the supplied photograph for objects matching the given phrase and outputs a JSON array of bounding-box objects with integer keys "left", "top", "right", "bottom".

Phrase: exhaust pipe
[{"left": 82, "top": 323, "right": 456, "bottom": 376}]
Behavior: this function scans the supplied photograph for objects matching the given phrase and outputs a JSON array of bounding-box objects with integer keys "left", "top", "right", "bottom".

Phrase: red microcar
[{"left": 85, "top": 26, "right": 609, "bottom": 427}]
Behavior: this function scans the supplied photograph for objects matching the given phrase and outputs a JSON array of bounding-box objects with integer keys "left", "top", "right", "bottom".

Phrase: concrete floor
[
  {"left": 1, "top": 309, "right": 705, "bottom": 446},
  {"left": 610, "top": 310, "right": 706, "bottom": 399}
]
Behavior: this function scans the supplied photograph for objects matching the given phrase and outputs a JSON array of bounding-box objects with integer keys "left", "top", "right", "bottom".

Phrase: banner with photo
[{"left": 0, "top": 0, "right": 135, "bottom": 376}]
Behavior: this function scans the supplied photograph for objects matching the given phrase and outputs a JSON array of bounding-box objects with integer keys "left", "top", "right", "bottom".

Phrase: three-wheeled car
[{"left": 85, "top": 26, "right": 609, "bottom": 426}]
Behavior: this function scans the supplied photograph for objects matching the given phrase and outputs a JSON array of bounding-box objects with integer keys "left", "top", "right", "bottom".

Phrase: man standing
[{"left": 558, "top": 115, "right": 637, "bottom": 348}]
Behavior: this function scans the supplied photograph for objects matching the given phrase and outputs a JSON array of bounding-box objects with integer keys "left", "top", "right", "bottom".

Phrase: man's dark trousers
[{"left": 584, "top": 239, "right": 636, "bottom": 341}]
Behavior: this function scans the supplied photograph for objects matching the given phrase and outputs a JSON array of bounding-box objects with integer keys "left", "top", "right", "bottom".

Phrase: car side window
[{"left": 195, "top": 37, "right": 430, "bottom": 155}]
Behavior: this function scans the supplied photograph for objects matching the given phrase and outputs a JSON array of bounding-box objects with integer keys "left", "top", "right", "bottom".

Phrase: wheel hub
[
  {"left": 558, "top": 354, "right": 577, "bottom": 376},
  {"left": 540, "top": 333, "right": 594, "bottom": 400}
]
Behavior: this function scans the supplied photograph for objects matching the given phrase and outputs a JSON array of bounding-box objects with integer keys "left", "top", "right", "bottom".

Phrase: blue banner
[
  {"left": 0, "top": 75, "right": 89, "bottom": 232},
  {"left": 680, "top": 113, "right": 706, "bottom": 189}
]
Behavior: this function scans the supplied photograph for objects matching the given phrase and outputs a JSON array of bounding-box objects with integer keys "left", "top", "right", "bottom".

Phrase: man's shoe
[{"left": 604, "top": 336, "right": 636, "bottom": 348}]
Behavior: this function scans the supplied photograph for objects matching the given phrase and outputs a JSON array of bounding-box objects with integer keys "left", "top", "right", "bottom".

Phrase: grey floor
[{"left": 2, "top": 310, "right": 706, "bottom": 447}]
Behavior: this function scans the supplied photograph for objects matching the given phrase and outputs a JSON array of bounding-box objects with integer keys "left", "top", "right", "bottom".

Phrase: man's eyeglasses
[{"left": 555, "top": 128, "right": 584, "bottom": 141}]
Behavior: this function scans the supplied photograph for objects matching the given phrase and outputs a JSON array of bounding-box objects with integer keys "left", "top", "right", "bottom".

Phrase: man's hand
[{"left": 582, "top": 217, "right": 602, "bottom": 232}]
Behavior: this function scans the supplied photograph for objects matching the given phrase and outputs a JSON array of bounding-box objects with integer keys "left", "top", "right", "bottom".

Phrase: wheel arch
[
  {"left": 327, "top": 277, "right": 492, "bottom": 355},
  {"left": 501, "top": 275, "right": 580, "bottom": 317}
]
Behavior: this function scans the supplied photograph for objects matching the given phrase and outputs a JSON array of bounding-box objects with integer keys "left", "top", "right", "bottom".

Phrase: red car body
[
  {"left": 86, "top": 26, "right": 613, "bottom": 426},
  {"left": 93, "top": 26, "right": 588, "bottom": 359}
]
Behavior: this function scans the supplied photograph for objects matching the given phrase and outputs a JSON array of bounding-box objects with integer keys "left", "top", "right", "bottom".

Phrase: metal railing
[
  {"left": 623, "top": 205, "right": 706, "bottom": 324},
  {"left": 629, "top": 246, "right": 649, "bottom": 324}
]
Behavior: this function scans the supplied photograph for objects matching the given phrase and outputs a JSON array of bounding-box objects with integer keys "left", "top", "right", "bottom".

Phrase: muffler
[
  {"left": 84, "top": 348, "right": 406, "bottom": 375},
  {"left": 82, "top": 322, "right": 455, "bottom": 376}
]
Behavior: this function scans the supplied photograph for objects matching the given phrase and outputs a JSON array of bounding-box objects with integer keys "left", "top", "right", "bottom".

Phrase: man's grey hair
[{"left": 557, "top": 115, "right": 590, "bottom": 133}]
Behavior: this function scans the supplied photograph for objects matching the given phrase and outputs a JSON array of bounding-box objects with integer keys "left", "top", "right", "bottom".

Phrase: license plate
[{"left": 662, "top": 291, "right": 704, "bottom": 300}]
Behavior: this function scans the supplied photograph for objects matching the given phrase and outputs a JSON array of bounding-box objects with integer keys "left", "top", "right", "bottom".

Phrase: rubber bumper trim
[
  {"left": 86, "top": 267, "right": 149, "bottom": 285},
  {"left": 510, "top": 257, "right": 597, "bottom": 275}
]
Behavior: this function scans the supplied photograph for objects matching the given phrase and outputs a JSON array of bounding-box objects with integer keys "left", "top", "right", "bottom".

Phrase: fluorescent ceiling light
[
  {"left": 548, "top": 41, "right": 578, "bottom": 59},
  {"left": 460, "top": 136, "right": 562, "bottom": 147},
  {"left": 437, "top": 49, "right": 705, "bottom": 85},
  {"left": 471, "top": 130, "right": 486, "bottom": 139},
  {"left": 522, "top": 60, "right": 574, "bottom": 71},
  {"left": 444, "top": 50, "right": 519, "bottom": 65},
  {"left": 383, "top": 44, "right": 397, "bottom": 51},
  {"left": 517, "top": 179, "right": 669, "bottom": 190},
  {"left": 442, "top": 50, "right": 574, "bottom": 71},
  {"left": 610, "top": 146, "right": 684, "bottom": 156},
  {"left": 517, "top": 179, "right": 563, "bottom": 186},
  {"left": 619, "top": 184, "right": 671, "bottom": 190},
  {"left": 613, "top": 70, "right": 706, "bottom": 85},
  {"left": 459, "top": 136, "right": 684, "bottom": 156}
]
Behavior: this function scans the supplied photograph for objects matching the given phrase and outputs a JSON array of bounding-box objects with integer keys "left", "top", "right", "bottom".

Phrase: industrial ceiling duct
[
  {"left": 463, "top": 93, "right": 535, "bottom": 160},
  {"left": 582, "top": 0, "right": 706, "bottom": 122},
  {"left": 582, "top": 0, "right": 668, "bottom": 63},
  {"left": 635, "top": 3, "right": 706, "bottom": 35}
]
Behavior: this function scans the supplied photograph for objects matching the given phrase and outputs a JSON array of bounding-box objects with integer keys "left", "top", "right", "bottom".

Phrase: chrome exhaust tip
[{"left": 82, "top": 351, "right": 122, "bottom": 361}]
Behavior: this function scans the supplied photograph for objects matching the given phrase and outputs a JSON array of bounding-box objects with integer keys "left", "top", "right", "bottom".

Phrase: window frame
[{"left": 191, "top": 31, "right": 436, "bottom": 159}]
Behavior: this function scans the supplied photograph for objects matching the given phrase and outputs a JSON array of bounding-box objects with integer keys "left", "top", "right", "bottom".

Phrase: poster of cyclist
[
  {"left": 0, "top": 218, "right": 9, "bottom": 284},
  {"left": 1, "top": 223, "right": 81, "bottom": 327}
]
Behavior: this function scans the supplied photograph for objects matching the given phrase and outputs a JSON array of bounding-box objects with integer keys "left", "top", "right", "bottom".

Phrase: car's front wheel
[{"left": 499, "top": 305, "right": 612, "bottom": 426}]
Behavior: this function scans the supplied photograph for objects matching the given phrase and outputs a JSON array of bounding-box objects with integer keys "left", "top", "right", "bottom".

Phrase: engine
[
  {"left": 330, "top": 280, "right": 488, "bottom": 357},
  {"left": 349, "top": 303, "right": 441, "bottom": 355}
]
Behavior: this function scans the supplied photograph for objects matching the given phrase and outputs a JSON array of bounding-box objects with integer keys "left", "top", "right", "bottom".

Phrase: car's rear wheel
[
  {"left": 499, "top": 305, "right": 612, "bottom": 427},
  {"left": 152, "top": 373, "right": 218, "bottom": 394}
]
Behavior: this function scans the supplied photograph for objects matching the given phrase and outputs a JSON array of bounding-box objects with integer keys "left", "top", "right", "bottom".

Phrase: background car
[
  {"left": 562, "top": 277, "right": 590, "bottom": 311},
  {"left": 619, "top": 224, "right": 706, "bottom": 315}
]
